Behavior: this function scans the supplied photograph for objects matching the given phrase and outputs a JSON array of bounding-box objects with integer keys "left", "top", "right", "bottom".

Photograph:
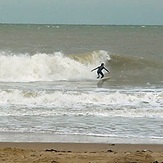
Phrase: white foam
[
  {"left": 0, "top": 88, "right": 162, "bottom": 118},
  {"left": 0, "top": 51, "right": 110, "bottom": 82}
]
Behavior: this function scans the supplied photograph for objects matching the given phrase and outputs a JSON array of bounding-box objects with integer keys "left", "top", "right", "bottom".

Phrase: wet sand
[{"left": 0, "top": 142, "right": 163, "bottom": 162}]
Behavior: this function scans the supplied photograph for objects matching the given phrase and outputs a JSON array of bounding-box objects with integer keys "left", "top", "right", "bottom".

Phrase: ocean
[{"left": 0, "top": 24, "right": 163, "bottom": 143}]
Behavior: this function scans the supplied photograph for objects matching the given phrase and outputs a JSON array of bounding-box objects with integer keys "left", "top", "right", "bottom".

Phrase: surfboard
[
  {"left": 97, "top": 77, "right": 111, "bottom": 87},
  {"left": 99, "top": 77, "right": 111, "bottom": 81}
]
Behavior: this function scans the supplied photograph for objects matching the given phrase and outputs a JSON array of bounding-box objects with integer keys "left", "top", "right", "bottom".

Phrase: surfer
[{"left": 91, "top": 63, "right": 110, "bottom": 78}]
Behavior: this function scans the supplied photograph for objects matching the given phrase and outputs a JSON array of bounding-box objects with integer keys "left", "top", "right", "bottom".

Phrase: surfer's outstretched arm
[
  {"left": 91, "top": 67, "right": 98, "bottom": 72},
  {"left": 104, "top": 67, "right": 110, "bottom": 73}
]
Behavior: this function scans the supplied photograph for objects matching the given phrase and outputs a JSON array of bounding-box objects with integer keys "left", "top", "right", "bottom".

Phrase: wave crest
[{"left": 0, "top": 50, "right": 110, "bottom": 82}]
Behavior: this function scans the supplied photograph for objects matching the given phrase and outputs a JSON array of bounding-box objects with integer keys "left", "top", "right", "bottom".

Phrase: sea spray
[{"left": 0, "top": 51, "right": 111, "bottom": 82}]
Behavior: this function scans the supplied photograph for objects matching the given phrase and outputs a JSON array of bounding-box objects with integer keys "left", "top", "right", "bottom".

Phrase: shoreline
[
  {"left": 0, "top": 142, "right": 163, "bottom": 162},
  {"left": 1, "top": 132, "right": 163, "bottom": 144},
  {"left": 0, "top": 142, "right": 163, "bottom": 152}
]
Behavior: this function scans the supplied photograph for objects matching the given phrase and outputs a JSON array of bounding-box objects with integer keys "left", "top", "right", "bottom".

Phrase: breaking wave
[
  {"left": 0, "top": 50, "right": 110, "bottom": 82},
  {"left": 0, "top": 50, "right": 162, "bottom": 84}
]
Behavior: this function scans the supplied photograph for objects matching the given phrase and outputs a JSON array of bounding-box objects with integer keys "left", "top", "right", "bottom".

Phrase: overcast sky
[{"left": 0, "top": 0, "right": 163, "bottom": 25}]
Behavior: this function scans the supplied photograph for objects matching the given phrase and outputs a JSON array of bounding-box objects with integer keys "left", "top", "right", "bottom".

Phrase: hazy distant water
[
  {"left": 0, "top": 24, "right": 163, "bottom": 143},
  {"left": 1, "top": 24, "right": 163, "bottom": 57}
]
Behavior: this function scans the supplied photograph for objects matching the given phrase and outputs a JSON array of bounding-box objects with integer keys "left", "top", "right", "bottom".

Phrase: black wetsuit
[
  {"left": 91, "top": 64, "right": 109, "bottom": 79},
  {"left": 97, "top": 65, "right": 107, "bottom": 78}
]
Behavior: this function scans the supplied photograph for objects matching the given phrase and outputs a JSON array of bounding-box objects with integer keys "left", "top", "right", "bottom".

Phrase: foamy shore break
[{"left": 0, "top": 142, "right": 163, "bottom": 162}]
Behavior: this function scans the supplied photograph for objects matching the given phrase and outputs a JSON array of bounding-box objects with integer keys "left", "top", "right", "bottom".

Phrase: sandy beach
[{"left": 0, "top": 142, "right": 162, "bottom": 163}]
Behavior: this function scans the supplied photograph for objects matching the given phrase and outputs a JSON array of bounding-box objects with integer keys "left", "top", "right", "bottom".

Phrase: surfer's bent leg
[
  {"left": 97, "top": 72, "right": 100, "bottom": 78},
  {"left": 100, "top": 72, "right": 104, "bottom": 78}
]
